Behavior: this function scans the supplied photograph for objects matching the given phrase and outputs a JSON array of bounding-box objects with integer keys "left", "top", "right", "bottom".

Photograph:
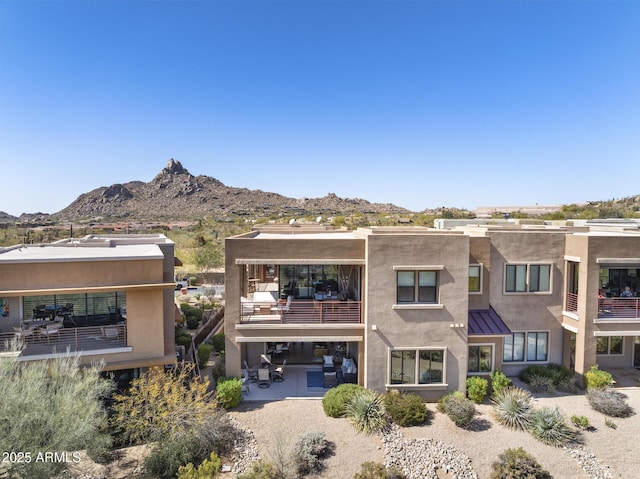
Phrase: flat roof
[
  {"left": 253, "top": 232, "right": 359, "bottom": 240},
  {"left": 0, "top": 243, "right": 165, "bottom": 264}
]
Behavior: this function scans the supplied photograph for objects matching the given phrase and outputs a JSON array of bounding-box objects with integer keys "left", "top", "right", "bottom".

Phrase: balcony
[
  {"left": 598, "top": 298, "right": 640, "bottom": 320},
  {"left": 240, "top": 299, "right": 362, "bottom": 324},
  {"left": 0, "top": 324, "right": 128, "bottom": 358}
]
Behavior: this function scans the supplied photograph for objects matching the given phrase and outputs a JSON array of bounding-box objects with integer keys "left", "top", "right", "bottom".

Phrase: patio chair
[
  {"left": 271, "top": 359, "right": 286, "bottom": 382},
  {"left": 100, "top": 325, "right": 120, "bottom": 341},
  {"left": 244, "top": 360, "right": 259, "bottom": 382},
  {"left": 13, "top": 325, "right": 36, "bottom": 341},
  {"left": 40, "top": 323, "right": 62, "bottom": 342},
  {"left": 257, "top": 367, "right": 271, "bottom": 388},
  {"left": 323, "top": 371, "right": 338, "bottom": 388}
]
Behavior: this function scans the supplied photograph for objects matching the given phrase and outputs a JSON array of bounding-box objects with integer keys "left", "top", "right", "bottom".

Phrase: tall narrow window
[{"left": 469, "top": 265, "right": 482, "bottom": 293}]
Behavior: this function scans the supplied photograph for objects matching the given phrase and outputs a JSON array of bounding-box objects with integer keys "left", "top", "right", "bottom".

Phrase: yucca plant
[
  {"left": 492, "top": 387, "right": 532, "bottom": 431},
  {"left": 528, "top": 407, "right": 576, "bottom": 447},
  {"left": 345, "top": 389, "right": 387, "bottom": 434}
]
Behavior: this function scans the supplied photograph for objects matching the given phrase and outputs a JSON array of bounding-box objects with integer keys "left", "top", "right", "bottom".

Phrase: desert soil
[{"left": 228, "top": 383, "right": 640, "bottom": 479}]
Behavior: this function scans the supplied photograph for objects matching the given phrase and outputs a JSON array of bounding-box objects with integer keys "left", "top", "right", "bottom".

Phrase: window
[
  {"left": 597, "top": 336, "right": 623, "bottom": 355},
  {"left": 504, "top": 332, "right": 548, "bottom": 362},
  {"left": 468, "top": 345, "right": 492, "bottom": 373},
  {"left": 390, "top": 348, "right": 444, "bottom": 385},
  {"left": 469, "top": 265, "right": 482, "bottom": 293},
  {"left": 397, "top": 271, "right": 437, "bottom": 303},
  {"left": 505, "top": 264, "right": 551, "bottom": 293}
]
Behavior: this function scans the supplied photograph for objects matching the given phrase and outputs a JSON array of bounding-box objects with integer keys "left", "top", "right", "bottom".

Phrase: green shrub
[
  {"left": 211, "top": 333, "right": 225, "bottom": 354},
  {"left": 186, "top": 317, "right": 200, "bottom": 330},
  {"left": 322, "top": 383, "right": 365, "bottom": 418},
  {"left": 520, "top": 363, "right": 573, "bottom": 387},
  {"left": 345, "top": 389, "right": 387, "bottom": 434},
  {"left": 215, "top": 377, "right": 242, "bottom": 410},
  {"left": 605, "top": 418, "right": 617, "bottom": 429},
  {"left": 489, "top": 370, "right": 511, "bottom": 397},
  {"left": 437, "top": 391, "right": 475, "bottom": 428},
  {"left": 492, "top": 387, "right": 532, "bottom": 431},
  {"left": 353, "top": 461, "right": 407, "bottom": 479},
  {"left": 292, "top": 431, "right": 331, "bottom": 475},
  {"left": 383, "top": 391, "right": 428, "bottom": 427},
  {"left": 570, "top": 415, "right": 590, "bottom": 430},
  {"left": 466, "top": 376, "right": 488, "bottom": 403},
  {"left": 586, "top": 388, "right": 634, "bottom": 417},
  {"left": 490, "top": 447, "right": 551, "bottom": 479},
  {"left": 528, "top": 407, "right": 576, "bottom": 447},
  {"left": 237, "top": 460, "right": 285, "bottom": 479},
  {"left": 177, "top": 452, "right": 222, "bottom": 479},
  {"left": 528, "top": 375, "right": 556, "bottom": 394},
  {"left": 144, "top": 435, "right": 210, "bottom": 479},
  {"left": 197, "top": 343, "right": 212, "bottom": 367},
  {"left": 584, "top": 365, "right": 613, "bottom": 390},
  {"left": 176, "top": 331, "right": 193, "bottom": 350},
  {"left": 189, "top": 276, "right": 198, "bottom": 286},
  {"left": 557, "top": 376, "right": 579, "bottom": 394}
]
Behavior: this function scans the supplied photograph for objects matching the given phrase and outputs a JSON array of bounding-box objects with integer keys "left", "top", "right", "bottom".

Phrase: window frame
[
  {"left": 468, "top": 344, "right": 494, "bottom": 374},
  {"left": 504, "top": 263, "right": 553, "bottom": 294},
  {"left": 387, "top": 347, "right": 447, "bottom": 388},
  {"left": 596, "top": 336, "right": 623, "bottom": 355},
  {"left": 395, "top": 270, "right": 438, "bottom": 304},
  {"left": 503, "top": 331, "right": 549, "bottom": 363},
  {"left": 468, "top": 264, "right": 483, "bottom": 294}
]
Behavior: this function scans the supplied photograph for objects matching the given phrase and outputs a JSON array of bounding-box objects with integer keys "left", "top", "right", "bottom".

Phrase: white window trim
[
  {"left": 386, "top": 346, "right": 447, "bottom": 388},
  {"left": 503, "top": 262, "right": 553, "bottom": 295},
  {"left": 502, "top": 330, "right": 551, "bottom": 364},
  {"left": 469, "top": 263, "right": 483, "bottom": 295},
  {"left": 393, "top": 265, "right": 444, "bottom": 271},
  {"left": 467, "top": 343, "right": 494, "bottom": 375}
]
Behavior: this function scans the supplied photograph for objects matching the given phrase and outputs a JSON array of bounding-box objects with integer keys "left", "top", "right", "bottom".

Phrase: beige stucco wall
[
  {"left": 487, "top": 230, "right": 566, "bottom": 377},
  {"left": 468, "top": 235, "right": 491, "bottom": 310},
  {"left": 364, "top": 231, "right": 470, "bottom": 400}
]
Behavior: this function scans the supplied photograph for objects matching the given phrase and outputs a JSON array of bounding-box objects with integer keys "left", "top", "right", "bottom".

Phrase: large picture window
[
  {"left": 397, "top": 271, "right": 437, "bottom": 303},
  {"left": 390, "top": 348, "right": 444, "bottom": 385},
  {"left": 596, "top": 336, "right": 623, "bottom": 355},
  {"left": 504, "top": 332, "right": 548, "bottom": 362},
  {"left": 505, "top": 264, "right": 551, "bottom": 293}
]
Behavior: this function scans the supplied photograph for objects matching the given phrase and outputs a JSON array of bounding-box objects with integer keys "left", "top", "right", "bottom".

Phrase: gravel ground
[{"left": 228, "top": 384, "right": 640, "bottom": 479}]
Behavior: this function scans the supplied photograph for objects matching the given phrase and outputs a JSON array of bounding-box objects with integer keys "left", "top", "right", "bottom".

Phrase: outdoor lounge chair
[
  {"left": 323, "top": 371, "right": 337, "bottom": 388},
  {"left": 40, "top": 322, "right": 62, "bottom": 342},
  {"left": 100, "top": 325, "right": 120, "bottom": 341},
  {"left": 244, "top": 360, "right": 258, "bottom": 382},
  {"left": 257, "top": 367, "right": 271, "bottom": 388},
  {"left": 271, "top": 359, "right": 286, "bottom": 382}
]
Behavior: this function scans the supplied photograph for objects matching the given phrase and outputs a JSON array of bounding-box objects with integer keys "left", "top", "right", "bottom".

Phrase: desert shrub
[
  {"left": 557, "top": 376, "right": 579, "bottom": 394},
  {"left": 584, "top": 365, "right": 613, "bottom": 390},
  {"left": 181, "top": 304, "right": 204, "bottom": 322},
  {"left": 176, "top": 330, "right": 193, "bottom": 350},
  {"left": 492, "top": 387, "right": 532, "bottom": 431},
  {"left": 490, "top": 447, "right": 551, "bottom": 479},
  {"left": 605, "top": 418, "right": 617, "bottom": 429},
  {"left": 322, "top": 383, "right": 365, "bottom": 417},
  {"left": 353, "top": 461, "right": 407, "bottom": 479},
  {"left": 437, "top": 391, "right": 475, "bottom": 428},
  {"left": 520, "top": 363, "right": 572, "bottom": 387},
  {"left": 237, "top": 460, "right": 285, "bottom": 479},
  {"left": 198, "top": 343, "right": 212, "bottom": 367},
  {"left": 189, "top": 276, "right": 198, "bottom": 286},
  {"left": 215, "top": 377, "right": 242, "bottom": 409},
  {"left": 490, "top": 370, "right": 511, "bottom": 397},
  {"left": 187, "top": 316, "right": 200, "bottom": 330},
  {"left": 177, "top": 452, "right": 222, "bottom": 479},
  {"left": 528, "top": 407, "right": 576, "bottom": 447},
  {"left": 211, "top": 333, "right": 225, "bottom": 354},
  {"left": 292, "top": 431, "right": 331, "bottom": 475},
  {"left": 528, "top": 375, "right": 556, "bottom": 394},
  {"left": 586, "top": 388, "right": 634, "bottom": 417},
  {"left": 145, "top": 435, "right": 211, "bottom": 479},
  {"left": 345, "top": 389, "right": 387, "bottom": 434},
  {"left": 466, "top": 376, "right": 488, "bottom": 403},
  {"left": 571, "top": 415, "right": 590, "bottom": 430},
  {"left": 383, "top": 391, "right": 428, "bottom": 427}
]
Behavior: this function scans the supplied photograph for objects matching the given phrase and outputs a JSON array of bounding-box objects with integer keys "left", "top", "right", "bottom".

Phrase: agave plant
[
  {"left": 345, "top": 389, "right": 387, "bottom": 434},
  {"left": 492, "top": 386, "right": 532, "bottom": 431},
  {"left": 528, "top": 406, "right": 576, "bottom": 447}
]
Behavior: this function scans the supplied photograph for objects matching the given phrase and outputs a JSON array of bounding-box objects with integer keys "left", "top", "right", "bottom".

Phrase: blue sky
[{"left": 1, "top": 0, "right": 639, "bottom": 217}]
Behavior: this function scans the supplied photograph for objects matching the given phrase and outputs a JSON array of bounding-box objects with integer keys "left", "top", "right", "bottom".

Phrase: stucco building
[{"left": 225, "top": 223, "right": 640, "bottom": 398}]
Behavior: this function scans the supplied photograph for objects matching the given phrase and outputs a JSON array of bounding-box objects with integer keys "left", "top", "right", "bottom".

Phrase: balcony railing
[
  {"left": 240, "top": 299, "right": 362, "bottom": 324},
  {"left": 598, "top": 298, "right": 640, "bottom": 319},
  {"left": 565, "top": 292, "right": 578, "bottom": 313},
  {"left": 0, "top": 324, "right": 127, "bottom": 357}
]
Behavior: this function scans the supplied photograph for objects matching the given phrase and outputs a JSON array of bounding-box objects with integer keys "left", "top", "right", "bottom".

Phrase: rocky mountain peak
[{"left": 162, "top": 158, "right": 190, "bottom": 176}]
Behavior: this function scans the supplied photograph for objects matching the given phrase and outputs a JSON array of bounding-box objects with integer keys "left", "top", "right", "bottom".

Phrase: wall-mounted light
[{"left": 371, "top": 324, "right": 378, "bottom": 331}]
